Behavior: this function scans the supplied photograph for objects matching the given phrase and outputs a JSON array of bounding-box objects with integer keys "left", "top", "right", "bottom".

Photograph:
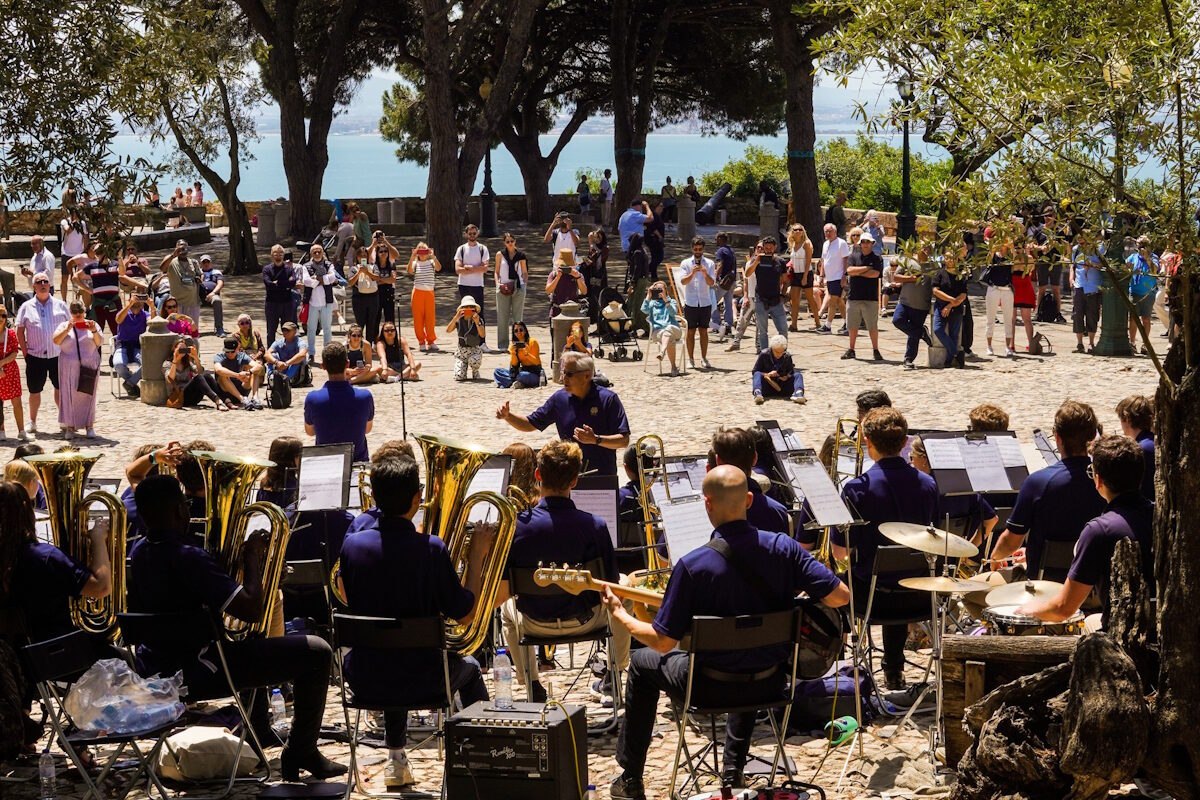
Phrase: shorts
[
  {"left": 826, "top": 278, "right": 844, "bottom": 297},
  {"left": 1072, "top": 289, "right": 1101, "bottom": 333},
  {"left": 1036, "top": 263, "right": 1062, "bottom": 286},
  {"left": 26, "top": 355, "right": 60, "bottom": 393},
  {"left": 791, "top": 270, "right": 814, "bottom": 289},
  {"left": 1133, "top": 292, "right": 1155, "bottom": 318},
  {"left": 683, "top": 304, "right": 712, "bottom": 328},
  {"left": 846, "top": 300, "right": 879, "bottom": 332}
]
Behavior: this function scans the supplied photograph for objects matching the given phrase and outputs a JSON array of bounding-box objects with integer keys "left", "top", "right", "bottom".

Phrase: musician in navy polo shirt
[
  {"left": 337, "top": 456, "right": 487, "bottom": 790},
  {"left": 710, "top": 427, "right": 791, "bottom": 537},
  {"left": 304, "top": 342, "right": 374, "bottom": 464},
  {"left": 605, "top": 465, "right": 848, "bottom": 800},
  {"left": 497, "top": 351, "right": 630, "bottom": 476},
  {"left": 127, "top": 476, "right": 345, "bottom": 782},
  {"left": 1018, "top": 435, "right": 1154, "bottom": 631}
]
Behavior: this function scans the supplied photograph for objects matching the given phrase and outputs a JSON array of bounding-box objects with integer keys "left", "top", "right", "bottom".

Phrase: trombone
[{"left": 829, "top": 417, "right": 864, "bottom": 488}]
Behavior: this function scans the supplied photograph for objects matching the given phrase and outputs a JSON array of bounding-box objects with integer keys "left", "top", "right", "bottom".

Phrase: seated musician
[
  {"left": 336, "top": 456, "right": 487, "bottom": 790},
  {"left": 833, "top": 407, "right": 938, "bottom": 691},
  {"left": 501, "top": 439, "right": 630, "bottom": 703},
  {"left": 605, "top": 465, "right": 849, "bottom": 799},
  {"left": 1115, "top": 394, "right": 1155, "bottom": 500},
  {"left": 710, "top": 427, "right": 791, "bottom": 537},
  {"left": 990, "top": 400, "right": 1105, "bottom": 580},
  {"left": 1017, "top": 435, "right": 1154, "bottom": 632},
  {"left": 346, "top": 439, "right": 416, "bottom": 534},
  {"left": 127, "top": 475, "right": 345, "bottom": 782}
]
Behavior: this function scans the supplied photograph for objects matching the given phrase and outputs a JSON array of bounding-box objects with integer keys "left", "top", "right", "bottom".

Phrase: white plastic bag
[
  {"left": 64, "top": 658, "right": 185, "bottom": 734},
  {"left": 158, "top": 727, "right": 259, "bottom": 781}
]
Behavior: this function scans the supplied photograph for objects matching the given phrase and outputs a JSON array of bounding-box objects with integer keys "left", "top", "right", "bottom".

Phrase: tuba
[
  {"left": 415, "top": 435, "right": 518, "bottom": 655},
  {"left": 194, "top": 451, "right": 291, "bottom": 639},
  {"left": 26, "top": 452, "right": 127, "bottom": 638}
]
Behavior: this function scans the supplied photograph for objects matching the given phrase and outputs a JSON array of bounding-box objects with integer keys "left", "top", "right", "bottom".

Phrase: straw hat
[
  {"left": 458, "top": 295, "right": 480, "bottom": 310},
  {"left": 557, "top": 249, "right": 576, "bottom": 267}
]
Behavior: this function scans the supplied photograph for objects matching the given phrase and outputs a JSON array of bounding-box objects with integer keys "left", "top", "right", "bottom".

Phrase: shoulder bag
[{"left": 74, "top": 329, "right": 99, "bottom": 396}]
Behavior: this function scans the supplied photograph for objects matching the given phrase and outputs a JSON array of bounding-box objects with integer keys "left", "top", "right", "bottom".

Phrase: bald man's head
[{"left": 702, "top": 464, "right": 752, "bottom": 527}]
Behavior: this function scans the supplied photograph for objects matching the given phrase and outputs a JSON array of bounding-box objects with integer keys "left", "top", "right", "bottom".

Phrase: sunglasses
[
  {"left": 224, "top": 349, "right": 238, "bottom": 355},
  {"left": 562, "top": 370, "right": 586, "bottom": 378},
  {"left": 383, "top": 327, "right": 396, "bottom": 333},
  {"left": 71, "top": 310, "right": 85, "bottom": 315},
  {"left": 34, "top": 280, "right": 50, "bottom": 286},
  {"left": 238, "top": 321, "right": 251, "bottom": 326},
  {"left": 349, "top": 333, "right": 362, "bottom": 338}
]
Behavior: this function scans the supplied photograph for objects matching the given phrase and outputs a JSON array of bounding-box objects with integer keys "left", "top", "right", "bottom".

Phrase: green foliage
[
  {"left": 565, "top": 169, "right": 607, "bottom": 196},
  {"left": 379, "top": 81, "right": 431, "bottom": 167},
  {"left": 698, "top": 145, "right": 788, "bottom": 199}
]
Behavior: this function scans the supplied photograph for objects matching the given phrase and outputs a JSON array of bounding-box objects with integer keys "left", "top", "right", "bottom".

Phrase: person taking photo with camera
[
  {"left": 113, "top": 291, "right": 150, "bottom": 397},
  {"left": 641, "top": 280, "right": 682, "bottom": 375}
]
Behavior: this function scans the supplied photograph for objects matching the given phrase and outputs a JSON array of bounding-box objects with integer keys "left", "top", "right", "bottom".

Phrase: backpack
[
  {"left": 1028, "top": 332, "right": 1053, "bottom": 355},
  {"left": 267, "top": 369, "right": 292, "bottom": 409},
  {"left": 1036, "top": 289, "right": 1059, "bottom": 323}
]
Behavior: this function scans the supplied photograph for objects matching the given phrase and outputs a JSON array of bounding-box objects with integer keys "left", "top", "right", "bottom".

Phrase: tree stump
[{"left": 1107, "top": 537, "right": 1157, "bottom": 693}]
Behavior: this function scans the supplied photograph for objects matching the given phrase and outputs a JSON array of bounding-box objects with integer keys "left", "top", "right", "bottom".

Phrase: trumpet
[{"left": 26, "top": 452, "right": 127, "bottom": 638}]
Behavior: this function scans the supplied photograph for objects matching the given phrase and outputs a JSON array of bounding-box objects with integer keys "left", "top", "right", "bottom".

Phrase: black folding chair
[
  {"left": 668, "top": 609, "right": 803, "bottom": 799},
  {"left": 1036, "top": 539, "right": 1076, "bottom": 581},
  {"left": 332, "top": 614, "right": 452, "bottom": 800},
  {"left": 116, "top": 611, "right": 271, "bottom": 797},
  {"left": 282, "top": 559, "right": 335, "bottom": 641},
  {"left": 506, "top": 559, "right": 623, "bottom": 733},
  {"left": 22, "top": 630, "right": 176, "bottom": 800}
]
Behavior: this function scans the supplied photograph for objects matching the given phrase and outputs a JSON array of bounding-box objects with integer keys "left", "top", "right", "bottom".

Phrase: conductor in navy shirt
[
  {"left": 304, "top": 342, "right": 374, "bottom": 463},
  {"left": 497, "top": 351, "right": 631, "bottom": 476},
  {"left": 605, "top": 465, "right": 848, "bottom": 800}
]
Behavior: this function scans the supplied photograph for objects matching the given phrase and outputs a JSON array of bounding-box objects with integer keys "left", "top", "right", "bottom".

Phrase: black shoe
[
  {"left": 610, "top": 773, "right": 647, "bottom": 800},
  {"left": 903, "top": 360, "right": 915, "bottom": 370},
  {"left": 954, "top": 351, "right": 966, "bottom": 368},
  {"left": 884, "top": 669, "right": 905, "bottom": 690},
  {"left": 124, "top": 383, "right": 141, "bottom": 398},
  {"left": 920, "top": 328, "right": 932, "bottom": 346},
  {"left": 721, "top": 768, "right": 745, "bottom": 788},
  {"left": 529, "top": 681, "right": 548, "bottom": 703},
  {"left": 841, "top": 349, "right": 856, "bottom": 360},
  {"left": 280, "top": 749, "right": 348, "bottom": 781},
  {"left": 873, "top": 349, "right": 883, "bottom": 361}
]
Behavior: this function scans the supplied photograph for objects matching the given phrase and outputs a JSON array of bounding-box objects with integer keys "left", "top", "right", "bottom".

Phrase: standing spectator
[
  {"left": 711, "top": 232, "right": 738, "bottom": 337},
  {"left": 164, "top": 336, "right": 230, "bottom": 410},
  {"left": 304, "top": 342, "right": 374, "bottom": 463},
  {"left": 641, "top": 280, "right": 682, "bottom": 376},
  {"left": 1070, "top": 235, "right": 1103, "bottom": 353},
  {"left": 547, "top": 251, "right": 586, "bottom": 318},
  {"left": 545, "top": 213, "right": 580, "bottom": 266},
  {"left": 747, "top": 236, "right": 789, "bottom": 353},
  {"left": 842, "top": 232, "right": 884, "bottom": 361},
  {"left": 51, "top": 301, "right": 102, "bottom": 439},
  {"left": 262, "top": 245, "right": 299, "bottom": 345},
  {"left": 192, "top": 181, "right": 204, "bottom": 206},
  {"left": 618, "top": 198, "right": 652, "bottom": 252},
  {"left": 59, "top": 207, "right": 88, "bottom": 298},
  {"left": 890, "top": 244, "right": 934, "bottom": 369},
  {"left": 113, "top": 292, "right": 149, "bottom": 397},
  {"left": 352, "top": 205, "right": 372, "bottom": 248},
  {"left": 300, "top": 243, "right": 338, "bottom": 361},
  {"left": 1126, "top": 236, "right": 1158, "bottom": 353},
  {"left": 826, "top": 191, "right": 848, "bottom": 238},
  {"left": 198, "top": 255, "right": 226, "bottom": 336},
  {"left": 645, "top": 201, "right": 666, "bottom": 279},
  {"left": 213, "top": 336, "right": 265, "bottom": 410},
  {"left": 786, "top": 224, "right": 816, "bottom": 331},
  {"left": 580, "top": 229, "right": 610, "bottom": 327},
  {"left": 1155, "top": 237, "right": 1180, "bottom": 337},
  {"left": 725, "top": 250, "right": 757, "bottom": 352},
  {"left": 70, "top": 245, "right": 121, "bottom": 335},
  {"left": 0, "top": 305, "right": 25, "bottom": 439},
  {"left": 683, "top": 176, "right": 701, "bottom": 203},
  {"left": 576, "top": 175, "right": 591, "bottom": 217},
  {"left": 375, "top": 321, "right": 421, "bottom": 383},
  {"left": 1031, "top": 206, "right": 1067, "bottom": 323},
  {"left": 265, "top": 322, "right": 310, "bottom": 386},
  {"left": 932, "top": 248, "right": 970, "bottom": 368},
  {"left": 984, "top": 231, "right": 1017, "bottom": 356},
  {"left": 454, "top": 224, "right": 490, "bottom": 335},
  {"left": 1012, "top": 238, "right": 1038, "bottom": 351},
  {"left": 494, "top": 322, "right": 543, "bottom": 389},
  {"left": 15, "top": 274, "right": 69, "bottom": 435},
  {"left": 679, "top": 237, "right": 716, "bottom": 369},
  {"left": 447, "top": 296, "right": 485, "bottom": 382},
  {"left": 660, "top": 177, "right": 677, "bottom": 224},
  {"left": 23, "top": 235, "right": 58, "bottom": 294},
  {"left": 600, "top": 169, "right": 614, "bottom": 227},
  {"left": 369, "top": 231, "right": 401, "bottom": 328},
  {"left": 331, "top": 209, "right": 355, "bottom": 265},
  {"left": 406, "top": 241, "right": 440, "bottom": 352},
  {"left": 347, "top": 240, "right": 382, "bottom": 343},
  {"left": 494, "top": 233, "right": 529, "bottom": 351},
  {"left": 345, "top": 325, "right": 382, "bottom": 385},
  {"left": 817, "top": 223, "right": 850, "bottom": 333},
  {"left": 161, "top": 239, "right": 203, "bottom": 333},
  {"left": 752, "top": 334, "right": 805, "bottom": 405},
  {"left": 864, "top": 211, "right": 886, "bottom": 255},
  {"left": 623, "top": 233, "right": 652, "bottom": 336}
]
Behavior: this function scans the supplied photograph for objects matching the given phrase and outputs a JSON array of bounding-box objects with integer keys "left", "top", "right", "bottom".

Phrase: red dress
[
  {"left": 0, "top": 328, "right": 21, "bottom": 401},
  {"left": 1012, "top": 269, "right": 1036, "bottom": 308}
]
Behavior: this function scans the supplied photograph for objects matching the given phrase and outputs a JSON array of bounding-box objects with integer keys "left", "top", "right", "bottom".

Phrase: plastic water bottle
[
  {"left": 39, "top": 749, "right": 55, "bottom": 800},
  {"left": 586, "top": 784, "right": 597, "bottom": 800},
  {"left": 270, "top": 688, "right": 289, "bottom": 731},
  {"left": 493, "top": 649, "right": 514, "bottom": 710}
]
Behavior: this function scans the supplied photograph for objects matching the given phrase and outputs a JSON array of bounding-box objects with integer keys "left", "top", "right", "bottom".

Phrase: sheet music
[
  {"left": 782, "top": 430, "right": 807, "bottom": 452},
  {"left": 659, "top": 495, "right": 713, "bottom": 562},
  {"left": 769, "top": 427, "right": 788, "bottom": 453},
  {"left": 466, "top": 467, "right": 508, "bottom": 522},
  {"left": 297, "top": 454, "right": 348, "bottom": 511},
  {"left": 678, "top": 458, "right": 707, "bottom": 494},
  {"left": 785, "top": 459, "right": 853, "bottom": 527},
  {"left": 573, "top": 489, "right": 620, "bottom": 547},
  {"left": 987, "top": 435, "right": 1026, "bottom": 468},
  {"left": 923, "top": 437, "right": 965, "bottom": 470},
  {"left": 348, "top": 465, "right": 365, "bottom": 511},
  {"left": 960, "top": 439, "right": 1011, "bottom": 492}
]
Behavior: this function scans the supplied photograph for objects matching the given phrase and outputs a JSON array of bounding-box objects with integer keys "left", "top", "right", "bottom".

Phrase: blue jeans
[
  {"left": 932, "top": 304, "right": 962, "bottom": 365},
  {"left": 493, "top": 367, "right": 541, "bottom": 388},
  {"left": 306, "top": 303, "right": 333, "bottom": 356},
  {"left": 892, "top": 303, "right": 928, "bottom": 363},
  {"left": 753, "top": 370, "right": 804, "bottom": 398},
  {"left": 754, "top": 299, "right": 789, "bottom": 352},
  {"left": 112, "top": 343, "right": 142, "bottom": 388},
  {"left": 711, "top": 286, "right": 735, "bottom": 328}
]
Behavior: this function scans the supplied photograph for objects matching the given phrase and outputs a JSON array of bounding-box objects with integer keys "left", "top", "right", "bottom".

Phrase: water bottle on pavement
[
  {"left": 39, "top": 749, "right": 55, "bottom": 800},
  {"left": 270, "top": 688, "right": 289, "bottom": 733},
  {"left": 586, "top": 784, "right": 597, "bottom": 800},
  {"left": 493, "top": 648, "right": 514, "bottom": 710}
]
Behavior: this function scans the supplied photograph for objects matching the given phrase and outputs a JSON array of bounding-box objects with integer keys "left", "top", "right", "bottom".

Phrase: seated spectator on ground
[
  {"left": 640, "top": 280, "right": 682, "bottom": 375},
  {"left": 265, "top": 321, "right": 311, "bottom": 387},
  {"left": 213, "top": 335, "right": 265, "bottom": 410},
  {"left": 563, "top": 319, "right": 592, "bottom": 356},
  {"left": 375, "top": 321, "right": 421, "bottom": 383},
  {"left": 345, "top": 325, "right": 382, "bottom": 385},
  {"left": 235, "top": 313, "right": 267, "bottom": 363},
  {"left": 164, "top": 336, "right": 231, "bottom": 410},
  {"left": 494, "top": 322, "right": 543, "bottom": 389},
  {"left": 752, "top": 334, "right": 806, "bottom": 405}
]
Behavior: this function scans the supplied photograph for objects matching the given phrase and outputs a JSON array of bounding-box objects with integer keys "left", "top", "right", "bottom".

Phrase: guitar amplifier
[{"left": 445, "top": 701, "right": 587, "bottom": 800}]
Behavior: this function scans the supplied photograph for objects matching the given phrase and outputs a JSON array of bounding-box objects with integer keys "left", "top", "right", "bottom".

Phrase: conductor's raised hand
[
  {"left": 496, "top": 400, "right": 511, "bottom": 421},
  {"left": 574, "top": 424, "right": 597, "bottom": 445}
]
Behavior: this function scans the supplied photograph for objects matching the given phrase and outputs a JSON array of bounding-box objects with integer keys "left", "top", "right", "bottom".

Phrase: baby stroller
[{"left": 594, "top": 287, "right": 643, "bottom": 362}]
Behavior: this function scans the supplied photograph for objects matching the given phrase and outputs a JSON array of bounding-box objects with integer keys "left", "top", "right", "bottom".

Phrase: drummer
[{"left": 1017, "top": 435, "right": 1154, "bottom": 632}]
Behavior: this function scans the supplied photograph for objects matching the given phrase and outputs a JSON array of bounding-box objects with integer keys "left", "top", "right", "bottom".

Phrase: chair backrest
[
  {"left": 616, "top": 519, "right": 646, "bottom": 549},
  {"left": 871, "top": 545, "right": 931, "bottom": 576},
  {"left": 688, "top": 609, "right": 797, "bottom": 654},
  {"left": 117, "top": 611, "right": 219, "bottom": 652},
  {"left": 1037, "top": 539, "right": 1076, "bottom": 580},
  {"left": 508, "top": 557, "right": 609, "bottom": 598},
  {"left": 21, "top": 630, "right": 115, "bottom": 684},
  {"left": 284, "top": 559, "right": 329, "bottom": 589},
  {"left": 333, "top": 614, "right": 444, "bottom": 651}
]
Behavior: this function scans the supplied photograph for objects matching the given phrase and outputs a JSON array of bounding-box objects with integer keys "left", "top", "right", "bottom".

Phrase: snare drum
[{"left": 982, "top": 604, "right": 1084, "bottom": 636}]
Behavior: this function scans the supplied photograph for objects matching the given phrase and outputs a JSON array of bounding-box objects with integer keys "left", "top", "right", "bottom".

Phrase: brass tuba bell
[{"left": 26, "top": 452, "right": 128, "bottom": 638}]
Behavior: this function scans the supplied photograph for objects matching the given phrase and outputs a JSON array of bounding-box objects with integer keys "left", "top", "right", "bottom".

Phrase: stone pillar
[
  {"left": 139, "top": 318, "right": 178, "bottom": 406},
  {"left": 676, "top": 196, "right": 696, "bottom": 242},
  {"left": 759, "top": 202, "right": 779, "bottom": 244},
  {"left": 257, "top": 203, "right": 276, "bottom": 247},
  {"left": 274, "top": 200, "right": 291, "bottom": 243},
  {"left": 926, "top": 318, "right": 963, "bottom": 368},
  {"left": 550, "top": 301, "right": 588, "bottom": 382},
  {"left": 376, "top": 201, "right": 392, "bottom": 225},
  {"left": 391, "top": 198, "right": 406, "bottom": 225},
  {"left": 718, "top": 209, "right": 728, "bottom": 225}
]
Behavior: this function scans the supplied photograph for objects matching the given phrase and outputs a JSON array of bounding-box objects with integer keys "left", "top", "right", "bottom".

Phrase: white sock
[{"left": 390, "top": 748, "right": 407, "bottom": 763}]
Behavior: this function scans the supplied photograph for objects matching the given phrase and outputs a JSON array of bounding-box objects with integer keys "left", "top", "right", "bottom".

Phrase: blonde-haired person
[
  {"left": 786, "top": 223, "right": 817, "bottom": 331},
  {"left": 4, "top": 459, "right": 39, "bottom": 500},
  {"left": 345, "top": 325, "right": 382, "bottom": 385}
]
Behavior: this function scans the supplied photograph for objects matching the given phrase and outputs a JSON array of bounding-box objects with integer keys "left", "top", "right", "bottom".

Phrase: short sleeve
[
  {"left": 1005, "top": 474, "right": 1039, "bottom": 534},
  {"left": 181, "top": 547, "right": 242, "bottom": 613},
  {"left": 608, "top": 394, "right": 631, "bottom": 436},
  {"left": 525, "top": 395, "right": 556, "bottom": 432},
  {"left": 791, "top": 542, "right": 842, "bottom": 600},
  {"left": 303, "top": 393, "right": 314, "bottom": 425},
  {"left": 652, "top": 563, "right": 694, "bottom": 640},
  {"left": 1066, "top": 523, "right": 1109, "bottom": 587},
  {"left": 43, "top": 545, "right": 94, "bottom": 597},
  {"left": 364, "top": 391, "right": 375, "bottom": 421}
]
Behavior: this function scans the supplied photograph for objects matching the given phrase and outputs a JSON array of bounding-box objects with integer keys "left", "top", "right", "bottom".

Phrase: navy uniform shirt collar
[
  {"left": 748, "top": 479, "right": 765, "bottom": 496},
  {"left": 377, "top": 515, "right": 419, "bottom": 535},
  {"left": 569, "top": 382, "right": 601, "bottom": 406},
  {"left": 539, "top": 495, "right": 576, "bottom": 511},
  {"left": 713, "top": 519, "right": 755, "bottom": 540},
  {"left": 1135, "top": 430, "right": 1153, "bottom": 443},
  {"left": 875, "top": 455, "right": 908, "bottom": 468},
  {"left": 1106, "top": 491, "right": 1148, "bottom": 512}
]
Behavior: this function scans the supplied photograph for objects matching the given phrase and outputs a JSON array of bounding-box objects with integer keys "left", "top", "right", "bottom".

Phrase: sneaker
[
  {"left": 817, "top": 324, "right": 831, "bottom": 333},
  {"left": 701, "top": 357, "right": 713, "bottom": 369},
  {"left": 428, "top": 343, "right": 440, "bottom": 353},
  {"left": 1088, "top": 345, "right": 1095, "bottom": 355},
  {"left": 754, "top": 393, "right": 765, "bottom": 405},
  {"left": 903, "top": 360, "right": 915, "bottom": 370},
  {"left": 386, "top": 375, "right": 400, "bottom": 384},
  {"left": 725, "top": 341, "right": 740, "bottom": 352},
  {"left": 1075, "top": 343, "right": 1084, "bottom": 352},
  {"left": 788, "top": 324, "right": 800, "bottom": 332},
  {"left": 841, "top": 349, "right": 856, "bottom": 360},
  {"left": 589, "top": 676, "right": 614, "bottom": 708},
  {"left": 610, "top": 774, "right": 647, "bottom": 800},
  {"left": 25, "top": 422, "right": 37, "bottom": 435},
  {"left": 954, "top": 351, "right": 966, "bottom": 368},
  {"left": 884, "top": 669, "right": 906, "bottom": 691},
  {"left": 1005, "top": 347, "right": 1016, "bottom": 357},
  {"left": 791, "top": 394, "right": 807, "bottom": 405},
  {"left": 1141, "top": 345, "right": 1150, "bottom": 355},
  {"left": 125, "top": 382, "right": 141, "bottom": 398},
  {"left": 873, "top": 349, "right": 883, "bottom": 361},
  {"left": 669, "top": 366, "right": 679, "bottom": 377},
  {"left": 837, "top": 325, "right": 848, "bottom": 335},
  {"left": 419, "top": 343, "right": 428, "bottom": 352},
  {"left": 63, "top": 427, "right": 74, "bottom": 440},
  {"left": 384, "top": 756, "right": 415, "bottom": 789},
  {"left": 987, "top": 346, "right": 995, "bottom": 356},
  {"left": 888, "top": 682, "right": 933, "bottom": 710},
  {"left": 687, "top": 359, "right": 696, "bottom": 370},
  {"left": 85, "top": 428, "right": 95, "bottom": 439},
  {"left": 472, "top": 370, "right": 481, "bottom": 380},
  {"left": 721, "top": 769, "right": 745, "bottom": 789},
  {"left": 215, "top": 330, "right": 227, "bottom": 338},
  {"left": 17, "top": 429, "right": 27, "bottom": 441}
]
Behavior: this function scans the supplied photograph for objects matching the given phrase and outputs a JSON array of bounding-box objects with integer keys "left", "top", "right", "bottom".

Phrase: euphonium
[
  {"left": 26, "top": 452, "right": 127, "bottom": 638},
  {"left": 194, "top": 451, "right": 291, "bottom": 639}
]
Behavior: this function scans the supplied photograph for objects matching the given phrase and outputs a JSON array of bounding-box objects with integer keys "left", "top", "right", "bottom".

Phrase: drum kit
[{"left": 877, "top": 522, "right": 1080, "bottom": 768}]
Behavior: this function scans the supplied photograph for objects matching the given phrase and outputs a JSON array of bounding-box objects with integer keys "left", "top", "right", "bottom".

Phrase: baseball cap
[
  {"left": 281, "top": 321, "right": 298, "bottom": 332},
  {"left": 200, "top": 254, "right": 212, "bottom": 263},
  {"left": 223, "top": 336, "right": 239, "bottom": 351}
]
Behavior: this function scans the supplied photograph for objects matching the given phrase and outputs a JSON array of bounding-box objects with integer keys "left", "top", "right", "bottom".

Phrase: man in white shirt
[
  {"left": 679, "top": 237, "right": 716, "bottom": 369},
  {"left": 454, "top": 224, "right": 493, "bottom": 351},
  {"left": 543, "top": 213, "right": 579, "bottom": 264},
  {"left": 600, "top": 169, "right": 614, "bottom": 226},
  {"left": 24, "top": 235, "right": 58, "bottom": 293},
  {"left": 15, "top": 274, "right": 70, "bottom": 434},
  {"left": 818, "top": 223, "right": 851, "bottom": 334},
  {"left": 59, "top": 208, "right": 88, "bottom": 298}
]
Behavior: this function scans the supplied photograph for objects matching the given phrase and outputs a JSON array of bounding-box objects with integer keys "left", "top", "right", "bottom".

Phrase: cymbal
[
  {"left": 899, "top": 576, "right": 979, "bottom": 594},
  {"left": 985, "top": 580, "right": 1065, "bottom": 607},
  {"left": 878, "top": 521, "right": 979, "bottom": 559}
]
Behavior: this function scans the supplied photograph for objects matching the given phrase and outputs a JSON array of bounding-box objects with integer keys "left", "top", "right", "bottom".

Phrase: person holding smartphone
[
  {"left": 547, "top": 250, "right": 586, "bottom": 318},
  {"left": 51, "top": 301, "right": 102, "bottom": 438},
  {"left": 113, "top": 292, "right": 150, "bottom": 397}
]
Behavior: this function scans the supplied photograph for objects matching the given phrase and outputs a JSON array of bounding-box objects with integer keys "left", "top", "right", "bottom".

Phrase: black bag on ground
[
  {"left": 1036, "top": 289, "right": 1059, "bottom": 323},
  {"left": 787, "top": 662, "right": 876, "bottom": 734},
  {"left": 267, "top": 370, "right": 292, "bottom": 409}
]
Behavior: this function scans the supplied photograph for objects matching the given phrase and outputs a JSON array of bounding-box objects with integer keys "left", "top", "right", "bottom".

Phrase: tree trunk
[
  {"left": 502, "top": 132, "right": 555, "bottom": 224},
  {"left": 221, "top": 191, "right": 259, "bottom": 274},
  {"left": 279, "top": 125, "right": 328, "bottom": 239}
]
